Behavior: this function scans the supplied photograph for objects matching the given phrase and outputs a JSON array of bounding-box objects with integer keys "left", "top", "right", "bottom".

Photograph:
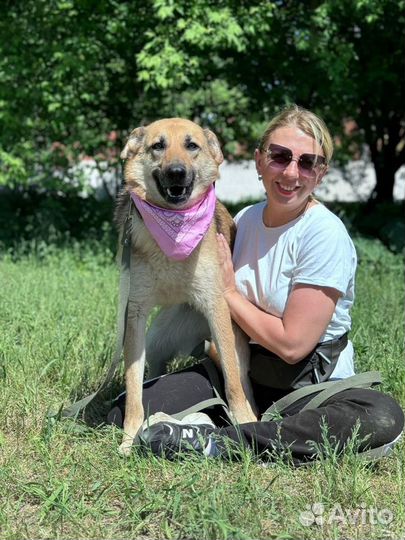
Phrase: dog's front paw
[
  {"left": 118, "top": 423, "right": 142, "bottom": 456},
  {"left": 234, "top": 410, "right": 257, "bottom": 424},
  {"left": 229, "top": 401, "right": 258, "bottom": 425},
  {"left": 118, "top": 435, "right": 134, "bottom": 457}
]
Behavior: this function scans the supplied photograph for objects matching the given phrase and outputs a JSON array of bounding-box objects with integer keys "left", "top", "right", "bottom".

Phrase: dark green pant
[{"left": 108, "top": 361, "right": 404, "bottom": 465}]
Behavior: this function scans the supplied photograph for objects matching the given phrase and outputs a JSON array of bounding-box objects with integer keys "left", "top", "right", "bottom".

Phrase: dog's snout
[
  {"left": 155, "top": 161, "right": 195, "bottom": 204},
  {"left": 165, "top": 164, "right": 187, "bottom": 183}
]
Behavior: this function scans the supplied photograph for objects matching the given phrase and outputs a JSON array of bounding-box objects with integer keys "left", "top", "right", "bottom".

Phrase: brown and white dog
[{"left": 115, "top": 118, "right": 257, "bottom": 454}]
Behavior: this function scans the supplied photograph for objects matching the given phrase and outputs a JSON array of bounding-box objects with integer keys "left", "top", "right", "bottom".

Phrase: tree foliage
[{"left": 0, "top": 0, "right": 403, "bottom": 201}]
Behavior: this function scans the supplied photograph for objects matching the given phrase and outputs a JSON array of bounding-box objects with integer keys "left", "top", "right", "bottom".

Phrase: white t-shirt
[{"left": 233, "top": 201, "right": 357, "bottom": 379}]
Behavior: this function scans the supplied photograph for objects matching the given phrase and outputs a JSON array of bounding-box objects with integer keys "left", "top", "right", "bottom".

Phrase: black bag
[{"left": 249, "top": 333, "right": 348, "bottom": 390}]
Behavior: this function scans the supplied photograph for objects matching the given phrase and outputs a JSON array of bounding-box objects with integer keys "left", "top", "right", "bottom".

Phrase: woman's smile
[{"left": 275, "top": 181, "right": 301, "bottom": 196}]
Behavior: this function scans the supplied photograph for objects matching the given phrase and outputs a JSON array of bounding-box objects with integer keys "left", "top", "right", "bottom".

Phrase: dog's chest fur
[{"left": 129, "top": 214, "right": 221, "bottom": 308}]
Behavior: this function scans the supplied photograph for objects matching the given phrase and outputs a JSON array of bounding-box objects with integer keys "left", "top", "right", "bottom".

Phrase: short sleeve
[
  {"left": 233, "top": 205, "right": 252, "bottom": 227},
  {"left": 292, "top": 220, "right": 356, "bottom": 295}
]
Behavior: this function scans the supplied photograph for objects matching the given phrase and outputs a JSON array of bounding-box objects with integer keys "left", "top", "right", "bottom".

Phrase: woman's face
[{"left": 255, "top": 126, "right": 327, "bottom": 210}]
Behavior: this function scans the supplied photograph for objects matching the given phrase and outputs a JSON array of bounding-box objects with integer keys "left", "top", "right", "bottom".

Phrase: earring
[{"left": 258, "top": 174, "right": 263, "bottom": 182}]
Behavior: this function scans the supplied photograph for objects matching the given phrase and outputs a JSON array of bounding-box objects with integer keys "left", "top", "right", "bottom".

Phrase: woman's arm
[{"left": 217, "top": 233, "right": 340, "bottom": 364}]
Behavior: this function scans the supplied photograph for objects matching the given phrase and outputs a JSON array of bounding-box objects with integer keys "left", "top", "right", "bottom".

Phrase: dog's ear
[
  {"left": 121, "top": 127, "right": 146, "bottom": 160},
  {"left": 204, "top": 129, "right": 223, "bottom": 165}
]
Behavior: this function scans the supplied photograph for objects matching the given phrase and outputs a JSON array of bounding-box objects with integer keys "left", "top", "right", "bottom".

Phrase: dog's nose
[{"left": 165, "top": 164, "right": 187, "bottom": 183}]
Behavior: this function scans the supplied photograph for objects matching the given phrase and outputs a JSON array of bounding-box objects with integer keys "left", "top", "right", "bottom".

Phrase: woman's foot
[{"left": 139, "top": 412, "right": 219, "bottom": 459}]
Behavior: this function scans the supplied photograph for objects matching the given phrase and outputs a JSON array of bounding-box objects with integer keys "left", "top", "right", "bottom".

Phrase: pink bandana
[{"left": 130, "top": 185, "right": 216, "bottom": 260}]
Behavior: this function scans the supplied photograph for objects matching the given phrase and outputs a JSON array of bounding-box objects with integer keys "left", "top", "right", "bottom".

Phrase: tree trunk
[
  {"left": 365, "top": 112, "right": 405, "bottom": 204},
  {"left": 370, "top": 157, "right": 396, "bottom": 204},
  {"left": 367, "top": 138, "right": 397, "bottom": 204}
]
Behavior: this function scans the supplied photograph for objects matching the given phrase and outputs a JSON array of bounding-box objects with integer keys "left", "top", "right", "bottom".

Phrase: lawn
[{"left": 0, "top": 235, "right": 404, "bottom": 539}]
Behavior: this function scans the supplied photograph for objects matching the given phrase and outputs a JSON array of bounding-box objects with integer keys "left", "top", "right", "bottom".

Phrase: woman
[{"left": 108, "top": 105, "right": 404, "bottom": 465}]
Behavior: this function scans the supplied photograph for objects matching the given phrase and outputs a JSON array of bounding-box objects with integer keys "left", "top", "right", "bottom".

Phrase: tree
[
  {"left": 309, "top": 0, "right": 405, "bottom": 202},
  {"left": 0, "top": 0, "right": 148, "bottom": 190},
  {"left": 134, "top": 0, "right": 405, "bottom": 202},
  {"left": 0, "top": 0, "right": 403, "bottom": 202}
]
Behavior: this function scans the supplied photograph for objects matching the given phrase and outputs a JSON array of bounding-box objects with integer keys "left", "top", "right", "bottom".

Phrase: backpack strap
[
  {"left": 200, "top": 356, "right": 223, "bottom": 396},
  {"left": 261, "top": 371, "right": 382, "bottom": 421},
  {"left": 52, "top": 201, "right": 134, "bottom": 419},
  {"left": 170, "top": 397, "right": 230, "bottom": 421},
  {"left": 170, "top": 355, "right": 235, "bottom": 424},
  {"left": 301, "top": 371, "right": 382, "bottom": 411}
]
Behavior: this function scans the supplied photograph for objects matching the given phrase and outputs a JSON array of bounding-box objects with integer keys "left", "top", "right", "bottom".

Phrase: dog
[{"left": 115, "top": 118, "right": 257, "bottom": 454}]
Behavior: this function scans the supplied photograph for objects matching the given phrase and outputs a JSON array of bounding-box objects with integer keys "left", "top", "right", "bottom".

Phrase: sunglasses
[{"left": 266, "top": 144, "right": 327, "bottom": 177}]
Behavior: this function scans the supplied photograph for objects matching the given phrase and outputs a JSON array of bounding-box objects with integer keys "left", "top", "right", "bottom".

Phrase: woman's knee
[
  {"left": 368, "top": 390, "right": 404, "bottom": 442},
  {"left": 325, "top": 388, "right": 404, "bottom": 448},
  {"left": 346, "top": 388, "right": 404, "bottom": 445}
]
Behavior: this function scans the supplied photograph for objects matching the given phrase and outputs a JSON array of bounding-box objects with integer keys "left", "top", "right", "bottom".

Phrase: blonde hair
[{"left": 258, "top": 104, "right": 334, "bottom": 163}]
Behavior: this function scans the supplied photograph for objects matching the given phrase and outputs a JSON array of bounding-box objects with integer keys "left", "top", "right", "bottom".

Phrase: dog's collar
[{"left": 130, "top": 186, "right": 216, "bottom": 260}]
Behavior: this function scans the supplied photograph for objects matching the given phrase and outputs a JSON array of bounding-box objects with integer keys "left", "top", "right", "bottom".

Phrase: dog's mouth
[
  {"left": 153, "top": 167, "right": 195, "bottom": 205},
  {"left": 163, "top": 183, "right": 194, "bottom": 203}
]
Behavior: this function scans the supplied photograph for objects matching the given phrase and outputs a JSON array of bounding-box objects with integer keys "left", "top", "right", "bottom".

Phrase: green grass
[{"left": 0, "top": 236, "right": 404, "bottom": 539}]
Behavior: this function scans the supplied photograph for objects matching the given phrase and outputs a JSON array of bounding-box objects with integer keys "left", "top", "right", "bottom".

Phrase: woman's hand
[{"left": 216, "top": 233, "right": 238, "bottom": 297}]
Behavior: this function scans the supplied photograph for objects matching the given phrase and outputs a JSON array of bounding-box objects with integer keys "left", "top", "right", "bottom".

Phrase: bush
[{"left": 1, "top": 188, "right": 403, "bottom": 258}]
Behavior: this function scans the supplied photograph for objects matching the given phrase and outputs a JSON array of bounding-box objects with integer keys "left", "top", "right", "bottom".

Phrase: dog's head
[{"left": 121, "top": 118, "right": 223, "bottom": 208}]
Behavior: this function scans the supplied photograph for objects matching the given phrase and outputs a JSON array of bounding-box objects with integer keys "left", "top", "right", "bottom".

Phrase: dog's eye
[
  {"left": 186, "top": 141, "right": 200, "bottom": 151},
  {"left": 151, "top": 141, "right": 165, "bottom": 151}
]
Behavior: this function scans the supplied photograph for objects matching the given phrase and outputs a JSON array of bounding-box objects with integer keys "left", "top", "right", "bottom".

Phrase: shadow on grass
[
  {"left": 0, "top": 186, "right": 117, "bottom": 257},
  {"left": 1, "top": 186, "right": 404, "bottom": 256}
]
